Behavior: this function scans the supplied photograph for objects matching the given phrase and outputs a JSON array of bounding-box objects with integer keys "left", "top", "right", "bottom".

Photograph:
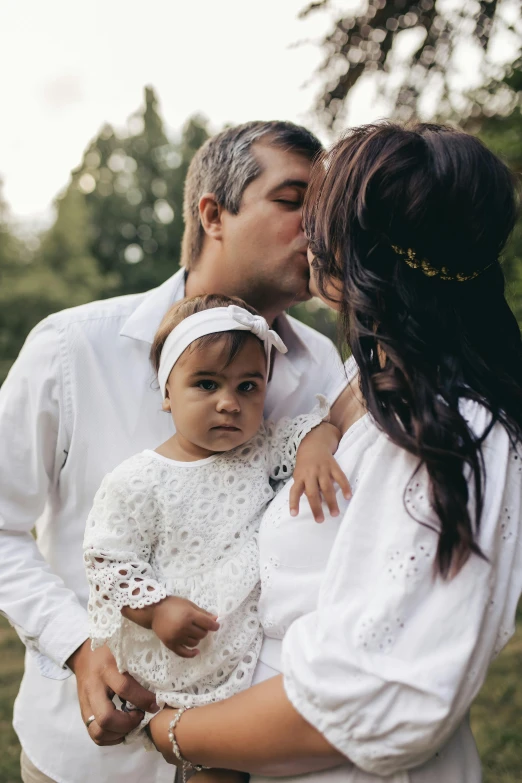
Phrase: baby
[{"left": 84, "top": 294, "right": 348, "bottom": 782}]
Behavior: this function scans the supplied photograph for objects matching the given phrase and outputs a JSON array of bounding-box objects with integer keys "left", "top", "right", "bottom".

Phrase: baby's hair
[{"left": 150, "top": 293, "right": 265, "bottom": 376}]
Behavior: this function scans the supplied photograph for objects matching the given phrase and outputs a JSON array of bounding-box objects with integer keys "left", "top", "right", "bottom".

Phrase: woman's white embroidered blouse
[
  {"left": 254, "top": 361, "right": 522, "bottom": 782},
  {"left": 83, "top": 399, "right": 328, "bottom": 709}
]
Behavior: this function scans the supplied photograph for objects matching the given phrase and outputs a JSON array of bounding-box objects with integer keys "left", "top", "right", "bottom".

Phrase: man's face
[
  {"left": 164, "top": 334, "right": 267, "bottom": 459},
  {"left": 220, "top": 142, "right": 313, "bottom": 310}
]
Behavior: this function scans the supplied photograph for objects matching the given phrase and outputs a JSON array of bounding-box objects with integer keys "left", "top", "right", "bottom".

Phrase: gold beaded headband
[{"left": 391, "top": 245, "right": 493, "bottom": 282}]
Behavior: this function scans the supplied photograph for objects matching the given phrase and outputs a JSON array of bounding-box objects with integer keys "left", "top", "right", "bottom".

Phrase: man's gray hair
[{"left": 181, "top": 121, "right": 322, "bottom": 269}]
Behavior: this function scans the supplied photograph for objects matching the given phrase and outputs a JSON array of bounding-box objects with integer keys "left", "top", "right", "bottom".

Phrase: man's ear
[{"left": 199, "top": 193, "right": 223, "bottom": 240}]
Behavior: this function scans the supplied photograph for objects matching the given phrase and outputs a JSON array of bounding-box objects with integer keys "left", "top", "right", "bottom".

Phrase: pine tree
[{"left": 67, "top": 86, "right": 210, "bottom": 296}]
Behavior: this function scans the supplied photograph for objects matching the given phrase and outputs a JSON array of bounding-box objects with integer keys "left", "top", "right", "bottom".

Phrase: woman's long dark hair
[{"left": 304, "top": 122, "right": 522, "bottom": 577}]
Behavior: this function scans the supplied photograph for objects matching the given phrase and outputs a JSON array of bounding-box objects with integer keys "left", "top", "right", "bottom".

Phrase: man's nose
[{"left": 216, "top": 391, "right": 240, "bottom": 413}]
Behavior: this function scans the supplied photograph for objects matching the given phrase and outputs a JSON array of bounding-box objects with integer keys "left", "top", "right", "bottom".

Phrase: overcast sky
[
  {"left": 0, "top": 0, "right": 386, "bottom": 226},
  {"left": 3, "top": 0, "right": 518, "bottom": 227}
]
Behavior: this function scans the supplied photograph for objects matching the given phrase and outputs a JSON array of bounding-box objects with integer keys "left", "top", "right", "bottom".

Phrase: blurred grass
[
  {"left": 0, "top": 617, "right": 24, "bottom": 783},
  {"left": 0, "top": 613, "right": 521, "bottom": 783}
]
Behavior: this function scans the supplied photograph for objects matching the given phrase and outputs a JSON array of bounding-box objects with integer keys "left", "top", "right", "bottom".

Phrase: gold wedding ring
[{"left": 85, "top": 715, "right": 96, "bottom": 729}]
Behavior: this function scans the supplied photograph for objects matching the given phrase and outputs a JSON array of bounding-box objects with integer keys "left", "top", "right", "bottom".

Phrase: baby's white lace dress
[{"left": 83, "top": 397, "right": 329, "bottom": 710}]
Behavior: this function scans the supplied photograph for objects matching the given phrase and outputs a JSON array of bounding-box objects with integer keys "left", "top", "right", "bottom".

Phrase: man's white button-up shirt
[{"left": 0, "top": 268, "right": 347, "bottom": 783}]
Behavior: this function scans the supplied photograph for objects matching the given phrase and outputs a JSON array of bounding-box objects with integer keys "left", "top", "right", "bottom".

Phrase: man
[{"left": 0, "top": 121, "right": 346, "bottom": 783}]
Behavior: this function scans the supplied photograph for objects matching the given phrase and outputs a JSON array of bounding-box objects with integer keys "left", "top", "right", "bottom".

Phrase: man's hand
[{"left": 67, "top": 641, "right": 159, "bottom": 746}]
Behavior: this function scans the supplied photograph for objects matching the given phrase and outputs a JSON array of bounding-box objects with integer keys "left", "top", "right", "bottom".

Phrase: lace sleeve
[
  {"left": 266, "top": 394, "right": 330, "bottom": 481},
  {"left": 83, "top": 464, "right": 167, "bottom": 648}
]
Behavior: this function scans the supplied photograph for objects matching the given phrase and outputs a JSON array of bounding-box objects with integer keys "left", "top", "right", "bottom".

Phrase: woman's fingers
[{"left": 289, "top": 479, "right": 305, "bottom": 517}]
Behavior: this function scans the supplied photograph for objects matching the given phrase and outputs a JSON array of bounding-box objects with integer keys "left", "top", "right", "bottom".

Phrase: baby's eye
[
  {"left": 238, "top": 381, "right": 256, "bottom": 393},
  {"left": 197, "top": 380, "right": 218, "bottom": 391}
]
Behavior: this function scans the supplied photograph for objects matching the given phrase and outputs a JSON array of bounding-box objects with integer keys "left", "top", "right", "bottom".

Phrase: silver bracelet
[{"left": 168, "top": 706, "right": 209, "bottom": 782}]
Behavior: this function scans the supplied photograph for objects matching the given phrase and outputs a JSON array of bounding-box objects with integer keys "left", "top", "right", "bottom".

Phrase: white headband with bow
[{"left": 158, "top": 305, "right": 288, "bottom": 399}]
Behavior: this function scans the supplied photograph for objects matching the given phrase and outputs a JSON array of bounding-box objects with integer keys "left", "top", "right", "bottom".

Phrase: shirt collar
[
  {"left": 275, "top": 311, "right": 322, "bottom": 366},
  {"left": 119, "top": 267, "right": 319, "bottom": 369},
  {"left": 119, "top": 268, "right": 186, "bottom": 344}
]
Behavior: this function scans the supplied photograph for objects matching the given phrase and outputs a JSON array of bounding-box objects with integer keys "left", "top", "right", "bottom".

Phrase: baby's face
[{"left": 164, "top": 334, "right": 267, "bottom": 455}]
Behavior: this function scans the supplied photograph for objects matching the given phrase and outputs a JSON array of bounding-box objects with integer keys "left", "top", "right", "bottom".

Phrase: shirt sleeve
[
  {"left": 83, "top": 465, "right": 167, "bottom": 649},
  {"left": 281, "top": 406, "right": 520, "bottom": 776},
  {"left": 0, "top": 319, "right": 89, "bottom": 679},
  {"left": 266, "top": 395, "right": 331, "bottom": 481}
]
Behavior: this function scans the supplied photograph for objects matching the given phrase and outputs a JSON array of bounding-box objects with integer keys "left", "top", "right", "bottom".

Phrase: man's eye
[
  {"left": 238, "top": 381, "right": 256, "bottom": 392},
  {"left": 275, "top": 199, "right": 301, "bottom": 207},
  {"left": 197, "top": 380, "right": 217, "bottom": 391}
]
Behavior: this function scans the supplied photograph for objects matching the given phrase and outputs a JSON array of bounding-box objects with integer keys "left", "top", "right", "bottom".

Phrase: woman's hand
[
  {"left": 121, "top": 596, "right": 219, "bottom": 658},
  {"left": 290, "top": 422, "right": 351, "bottom": 522}
]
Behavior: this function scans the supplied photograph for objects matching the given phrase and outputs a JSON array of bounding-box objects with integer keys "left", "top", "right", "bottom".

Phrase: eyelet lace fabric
[{"left": 84, "top": 397, "right": 329, "bottom": 708}]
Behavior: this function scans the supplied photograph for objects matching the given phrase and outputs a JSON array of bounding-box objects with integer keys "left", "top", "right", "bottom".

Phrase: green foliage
[
  {"left": 0, "top": 88, "right": 210, "bottom": 384},
  {"left": 476, "top": 74, "right": 522, "bottom": 324},
  {"left": 290, "top": 300, "right": 340, "bottom": 348},
  {"left": 0, "top": 185, "right": 108, "bottom": 383},
  {"left": 299, "top": 0, "right": 520, "bottom": 130},
  {"left": 68, "top": 87, "right": 209, "bottom": 296}
]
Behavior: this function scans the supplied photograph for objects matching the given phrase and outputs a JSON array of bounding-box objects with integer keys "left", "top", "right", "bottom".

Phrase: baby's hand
[
  {"left": 290, "top": 422, "right": 351, "bottom": 523},
  {"left": 151, "top": 597, "right": 220, "bottom": 658}
]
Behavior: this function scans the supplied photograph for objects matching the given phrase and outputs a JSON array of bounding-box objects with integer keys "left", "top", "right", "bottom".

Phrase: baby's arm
[
  {"left": 84, "top": 464, "right": 220, "bottom": 658},
  {"left": 122, "top": 597, "right": 219, "bottom": 658},
  {"left": 289, "top": 421, "right": 351, "bottom": 522},
  {"left": 84, "top": 468, "right": 169, "bottom": 648},
  {"left": 290, "top": 375, "right": 366, "bottom": 521},
  {"left": 266, "top": 397, "right": 352, "bottom": 523}
]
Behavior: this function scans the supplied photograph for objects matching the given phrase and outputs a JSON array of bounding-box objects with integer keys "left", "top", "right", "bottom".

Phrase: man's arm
[
  {"left": 0, "top": 318, "right": 158, "bottom": 742},
  {"left": 0, "top": 318, "right": 90, "bottom": 673}
]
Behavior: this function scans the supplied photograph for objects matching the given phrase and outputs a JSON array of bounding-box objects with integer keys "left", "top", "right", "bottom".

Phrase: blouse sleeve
[
  {"left": 266, "top": 394, "right": 331, "bottom": 481},
  {"left": 83, "top": 462, "right": 168, "bottom": 648},
  {"left": 281, "top": 402, "right": 522, "bottom": 776}
]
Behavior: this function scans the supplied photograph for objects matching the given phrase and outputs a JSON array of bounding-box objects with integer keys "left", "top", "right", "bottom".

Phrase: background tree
[
  {"left": 298, "top": 1, "right": 522, "bottom": 327},
  {"left": 0, "top": 88, "right": 210, "bottom": 383},
  {"left": 0, "top": 185, "right": 109, "bottom": 383},
  {"left": 299, "top": 0, "right": 521, "bottom": 129},
  {"left": 0, "top": 180, "right": 29, "bottom": 382},
  {"left": 476, "top": 67, "right": 522, "bottom": 323},
  {"left": 65, "top": 86, "right": 210, "bottom": 296}
]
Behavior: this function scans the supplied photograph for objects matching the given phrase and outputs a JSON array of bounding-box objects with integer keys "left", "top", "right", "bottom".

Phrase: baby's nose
[{"left": 216, "top": 392, "right": 240, "bottom": 413}]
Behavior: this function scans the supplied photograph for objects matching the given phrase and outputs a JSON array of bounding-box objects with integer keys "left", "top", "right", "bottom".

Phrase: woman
[{"left": 149, "top": 122, "right": 522, "bottom": 782}]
